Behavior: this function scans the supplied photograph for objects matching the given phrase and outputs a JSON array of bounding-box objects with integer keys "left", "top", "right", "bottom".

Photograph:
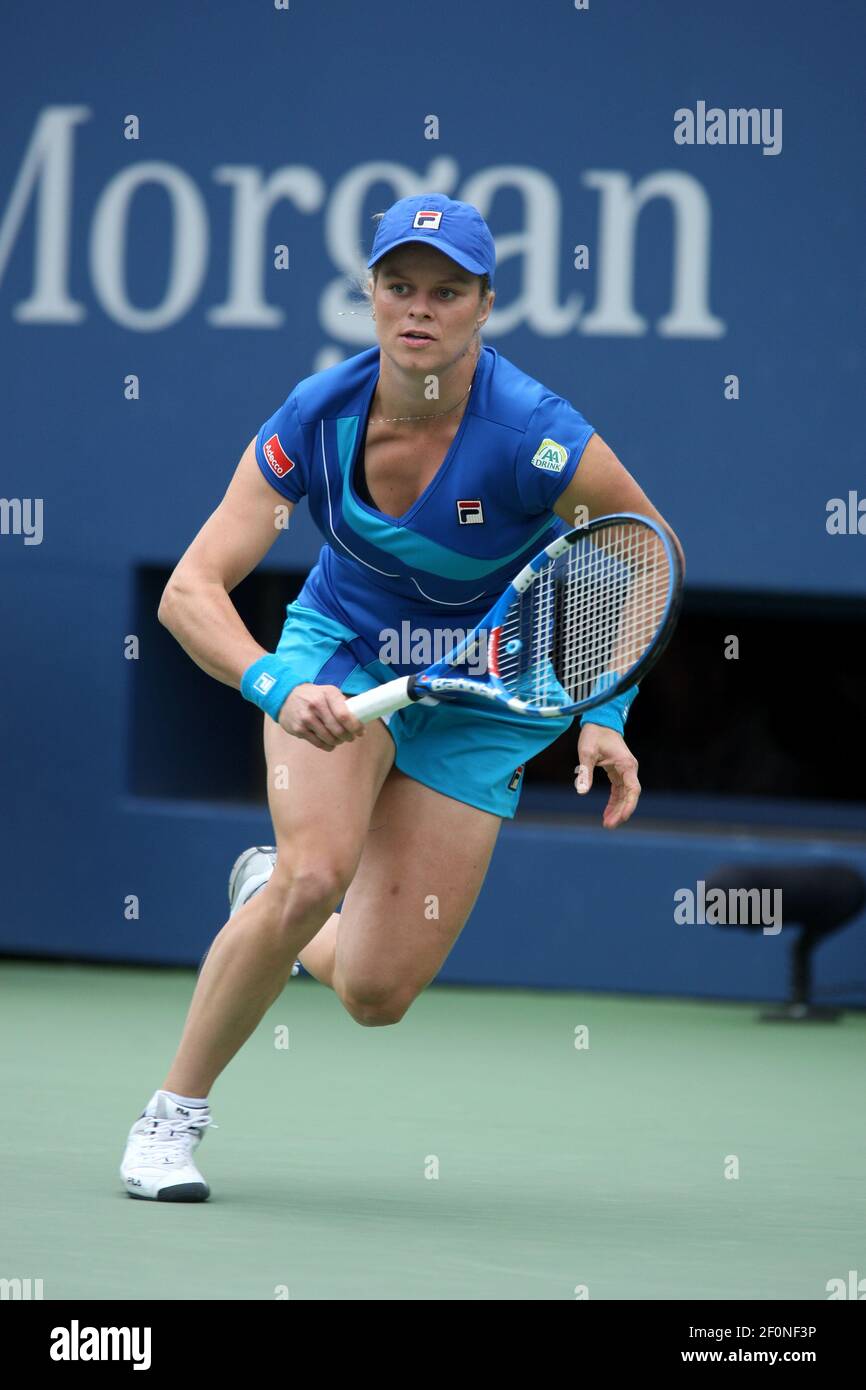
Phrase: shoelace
[{"left": 136, "top": 1112, "right": 219, "bottom": 1165}]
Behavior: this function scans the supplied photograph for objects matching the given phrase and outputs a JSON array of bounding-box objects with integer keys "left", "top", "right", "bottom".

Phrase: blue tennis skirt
[{"left": 273, "top": 601, "right": 574, "bottom": 820}]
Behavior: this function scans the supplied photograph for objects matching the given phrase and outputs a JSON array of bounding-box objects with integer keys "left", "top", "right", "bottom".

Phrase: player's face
[{"left": 373, "top": 245, "right": 490, "bottom": 370}]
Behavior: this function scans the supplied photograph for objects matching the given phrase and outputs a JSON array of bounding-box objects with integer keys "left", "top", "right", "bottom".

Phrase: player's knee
[
  {"left": 272, "top": 859, "right": 352, "bottom": 925},
  {"left": 340, "top": 987, "right": 413, "bottom": 1028}
]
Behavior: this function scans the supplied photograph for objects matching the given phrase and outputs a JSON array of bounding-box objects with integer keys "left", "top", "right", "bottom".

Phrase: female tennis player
[{"left": 120, "top": 193, "right": 684, "bottom": 1201}]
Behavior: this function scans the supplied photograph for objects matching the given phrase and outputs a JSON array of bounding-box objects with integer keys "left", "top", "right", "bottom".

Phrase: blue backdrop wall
[{"left": 2, "top": 0, "right": 864, "bottom": 1001}]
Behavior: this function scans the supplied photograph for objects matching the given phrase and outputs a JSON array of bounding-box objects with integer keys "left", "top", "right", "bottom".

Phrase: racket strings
[{"left": 495, "top": 523, "right": 670, "bottom": 709}]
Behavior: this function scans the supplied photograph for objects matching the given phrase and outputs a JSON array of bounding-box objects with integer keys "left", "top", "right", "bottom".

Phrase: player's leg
[
  {"left": 330, "top": 769, "right": 503, "bottom": 1024},
  {"left": 226, "top": 775, "right": 501, "bottom": 1001},
  {"left": 243, "top": 698, "right": 565, "bottom": 1007},
  {"left": 160, "top": 714, "right": 395, "bottom": 1098},
  {"left": 242, "top": 769, "right": 502, "bottom": 1010},
  {"left": 325, "top": 696, "right": 574, "bottom": 1020}
]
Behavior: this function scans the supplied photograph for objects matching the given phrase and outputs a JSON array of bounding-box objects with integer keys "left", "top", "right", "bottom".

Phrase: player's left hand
[{"left": 574, "top": 725, "right": 641, "bottom": 829}]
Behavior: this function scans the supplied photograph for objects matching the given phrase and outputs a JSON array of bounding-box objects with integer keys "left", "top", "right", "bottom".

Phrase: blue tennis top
[{"left": 255, "top": 345, "right": 595, "bottom": 679}]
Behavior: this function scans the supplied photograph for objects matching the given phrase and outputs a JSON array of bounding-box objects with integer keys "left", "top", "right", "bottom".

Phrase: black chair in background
[{"left": 704, "top": 862, "right": 866, "bottom": 1022}]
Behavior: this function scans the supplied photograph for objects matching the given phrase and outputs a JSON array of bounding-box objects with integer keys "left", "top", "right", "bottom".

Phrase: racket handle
[{"left": 346, "top": 676, "right": 413, "bottom": 723}]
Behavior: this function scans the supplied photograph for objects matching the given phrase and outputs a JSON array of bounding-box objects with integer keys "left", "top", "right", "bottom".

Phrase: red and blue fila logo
[
  {"left": 413, "top": 210, "right": 443, "bottom": 230},
  {"left": 508, "top": 764, "right": 525, "bottom": 792},
  {"left": 457, "top": 499, "right": 484, "bottom": 525},
  {"left": 263, "top": 434, "right": 295, "bottom": 479}
]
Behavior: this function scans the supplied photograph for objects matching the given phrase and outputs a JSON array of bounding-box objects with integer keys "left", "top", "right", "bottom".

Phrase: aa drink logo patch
[
  {"left": 531, "top": 438, "right": 569, "bottom": 473},
  {"left": 263, "top": 434, "right": 295, "bottom": 478}
]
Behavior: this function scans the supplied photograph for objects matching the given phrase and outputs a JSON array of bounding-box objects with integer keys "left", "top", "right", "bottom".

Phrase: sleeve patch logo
[
  {"left": 530, "top": 438, "right": 569, "bottom": 473},
  {"left": 263, "top": 434, "right": 295, "bottom": 478},
  {"left": 412, "top": 210, "right": 443, "bottom": 230}
]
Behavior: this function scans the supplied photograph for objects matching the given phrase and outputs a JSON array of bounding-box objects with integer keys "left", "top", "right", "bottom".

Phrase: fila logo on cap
[
  {"left": 530, "top": 438, "right": 570, "bottom": 473},
  {"left": 508, "top": 764, "right": 525, "bottom": 792},
  {"left": 263, "top": 434, "right": 295, "bottom": 479},
  {"left": 413, "top": 210, "right": 443, "bottom": 230},
  {"left": 457, "top": 499, "right": 484, "bottom": 524}
]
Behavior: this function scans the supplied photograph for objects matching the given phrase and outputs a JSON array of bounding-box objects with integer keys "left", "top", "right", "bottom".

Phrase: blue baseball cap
[{"left": 367, "top": 194, "right": 496, "bottom": 287}]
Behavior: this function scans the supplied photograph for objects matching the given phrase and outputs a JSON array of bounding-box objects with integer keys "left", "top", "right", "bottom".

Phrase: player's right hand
[{"left": 277, "top": 683, "right": 366, "bottom": 751}]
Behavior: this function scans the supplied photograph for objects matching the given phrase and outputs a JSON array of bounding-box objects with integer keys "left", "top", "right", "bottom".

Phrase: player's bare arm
[
  {"left": 157, "top": 435, "right": 289, "bottom": 685},
  {"left": 158, "top": 437, "right": 363, "bottom": 751},
  {"left": 553, "top": 432, "right": 686, "bottom": 576}
]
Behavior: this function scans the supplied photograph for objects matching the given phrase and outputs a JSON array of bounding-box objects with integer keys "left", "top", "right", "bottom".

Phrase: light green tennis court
[{"left": 2, "top": 960, "right": 862, "bottom": 1301}]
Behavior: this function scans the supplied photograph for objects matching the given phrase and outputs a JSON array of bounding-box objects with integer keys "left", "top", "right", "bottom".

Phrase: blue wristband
[
  {"left": 240, "top": 654, "right": 300, "bottom": 722},
  {"left": 579, "top": 677, "right": 639, "bottom": 735}
]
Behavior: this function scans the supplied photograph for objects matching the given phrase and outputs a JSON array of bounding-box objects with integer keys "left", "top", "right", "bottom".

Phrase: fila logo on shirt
[
  {"left": 457, "top": 498, "right": 484, "bottom": 525},
  {"left": 413, "top": 210, "right": 443, "bottom": 230},
  {"left": 531, "top": 438, "right": 569, "bottom": 473},
  {"left": 263, "top": 433, "right": 295, "bottom": 478},
  {"left": 508, "top": 764, "right": 525, "bottom": 792}
]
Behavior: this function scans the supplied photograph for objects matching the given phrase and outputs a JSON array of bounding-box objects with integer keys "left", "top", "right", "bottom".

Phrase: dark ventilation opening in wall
[
  {"left": 525, "top": 588, "right": 866, "bottom": 817},
  {"left": 129, "top": 566, "right": 307, "bottom": 803},
  {"left": 131, "top": 572, "right": 866, "bottom": 819}
]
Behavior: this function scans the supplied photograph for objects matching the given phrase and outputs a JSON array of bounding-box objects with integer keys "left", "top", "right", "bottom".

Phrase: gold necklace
[{"left": 368, "top": 381, "right": 472, "bottom": 425}]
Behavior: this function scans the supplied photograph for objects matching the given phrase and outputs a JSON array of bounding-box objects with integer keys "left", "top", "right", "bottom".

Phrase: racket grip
[{"left": 346, "top": 676, "right": 413, "bottom": 723}]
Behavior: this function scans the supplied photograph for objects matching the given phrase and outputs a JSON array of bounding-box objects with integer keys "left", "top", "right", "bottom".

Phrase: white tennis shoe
[
  {"left": 228, "top": 845, "right": 277, "bottom": 914},
  {"left": 227, "top": 845, "right": 299, "bottom": 976},
  {"left": 120, "top": 1091, "right": 216, "bottom": 1202}
]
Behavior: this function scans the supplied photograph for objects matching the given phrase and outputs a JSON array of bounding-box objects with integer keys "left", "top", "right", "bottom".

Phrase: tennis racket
[{"left": 345, "top": 512, "right": 683, "bottom": 723}]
